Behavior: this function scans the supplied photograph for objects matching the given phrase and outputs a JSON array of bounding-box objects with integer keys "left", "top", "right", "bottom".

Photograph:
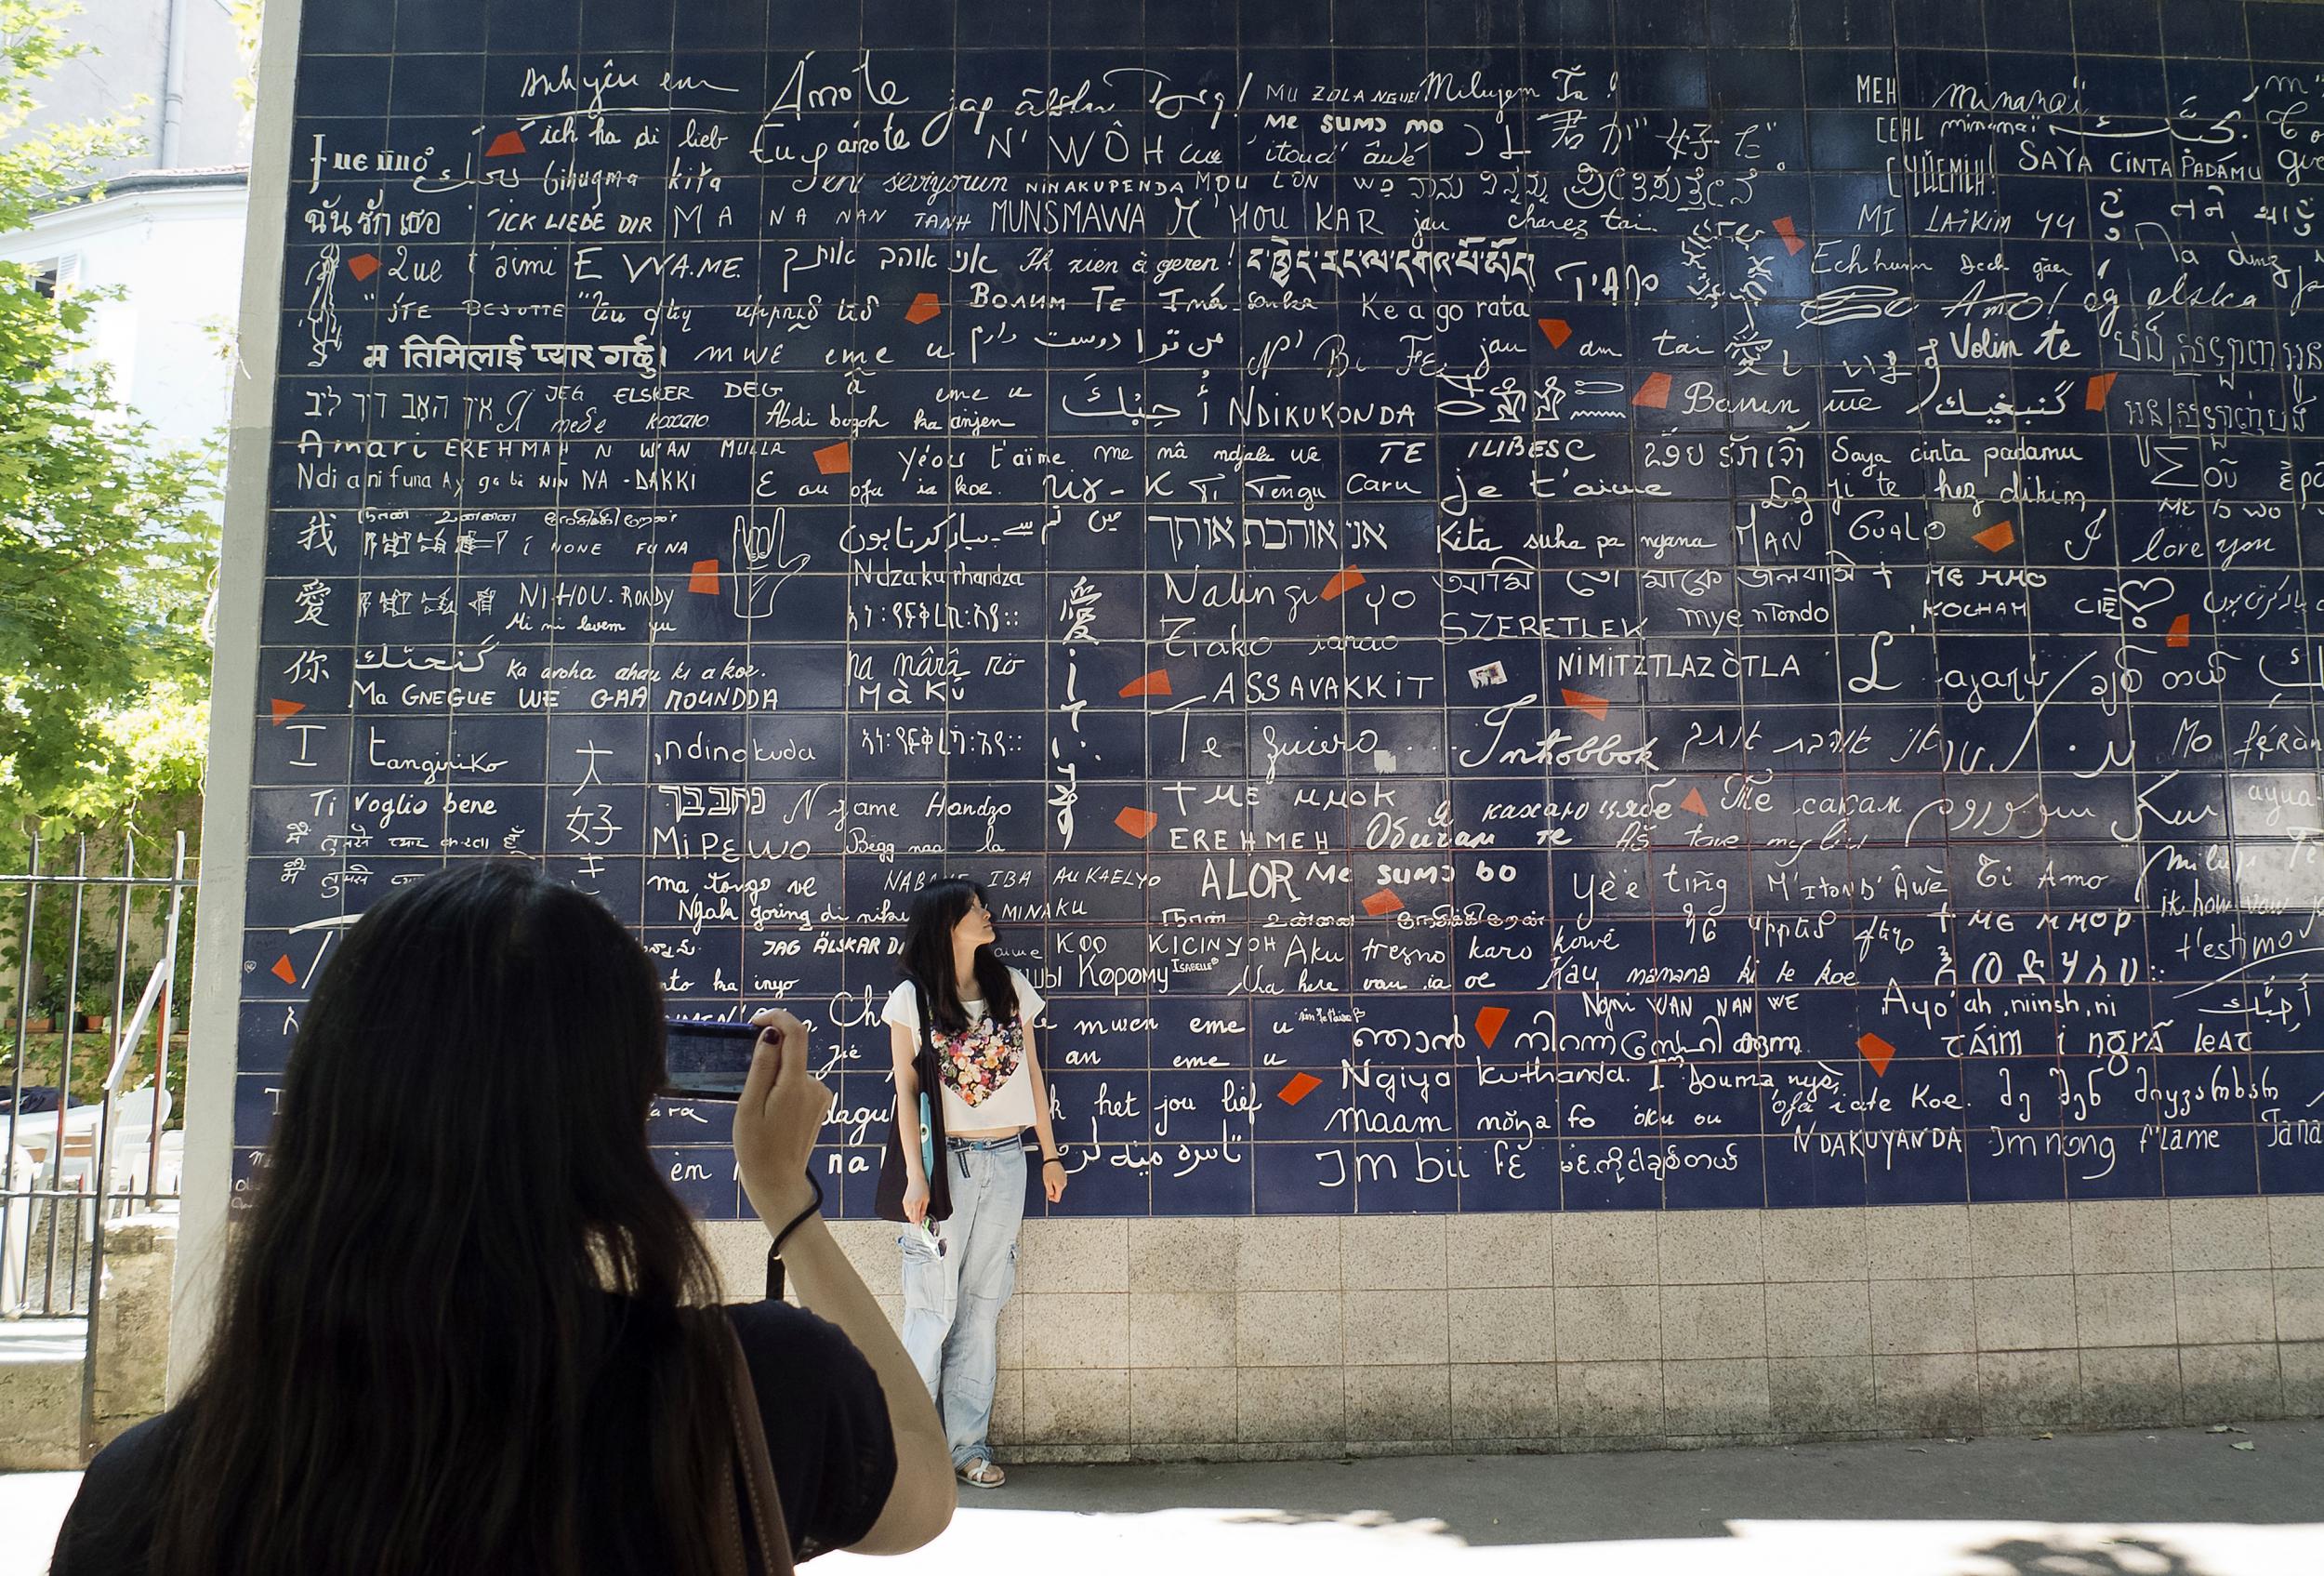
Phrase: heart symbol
[{"left": 2116, "top": 576, "right": 2173, "bottom": 626}]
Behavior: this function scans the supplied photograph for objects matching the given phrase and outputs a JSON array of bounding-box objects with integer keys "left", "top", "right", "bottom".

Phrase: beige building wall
[{"left": 710, "top": 1199, "right": 2323, "bottom": 1459}]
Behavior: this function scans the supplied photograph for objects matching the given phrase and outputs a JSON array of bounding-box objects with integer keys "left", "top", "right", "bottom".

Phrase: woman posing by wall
[{"left": 877, "top": 877, "right": 1066, "bottom": 1490}]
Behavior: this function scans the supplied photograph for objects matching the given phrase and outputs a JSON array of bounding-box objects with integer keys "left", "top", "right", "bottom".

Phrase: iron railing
[{"left": 1, "top": 832, "right": 193, "bottom": 1454}]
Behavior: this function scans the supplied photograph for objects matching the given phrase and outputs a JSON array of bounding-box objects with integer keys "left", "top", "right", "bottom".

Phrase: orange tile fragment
[
  {"left": 905, "top": 292, "right": 942, "bottom": 324},
  {"left": 1631, "top": 372, "right": 1672, "bottom": 408},
  {"left": 485, "top": 129, "right": 526, "bottom": 157},
  {"left": 688, "top": 559, "right": 721, "bottom": 595},
  {"left": 813, "top": 441, "right": 851, "bottom": 474},
  {"left": 1115, "top": 806, "right": 1159, "bottom": 839},
  {"left": 1361, "top": 888, "right": 1403, "bottom": 917},
  {"left": 1681, "top": 788, "right": 1709, "bottom": 816},
  {"left": 347, "top": 253, "right": 380, "bottom": 281},
  {"left": 1319, "top": 567, "right": 1366, "bottom": 602},
  {"left": 1857, "top": 1033, "right": 1896, "bottom": 1077},
  {"left": 2166, "top": 614, "right": 2191, "bottom": 648},
  {"left": 2086, "top": 372, "right": 2118, "bottom": 410},
  {"left": 1561, "top": 687, "right": 1610, "bottom": 721},
  {"left": 1473, "top": 1007, "right": 1510, "bottom": 1049},
  {"left": 271, "top": 955, "right": 298, "bottom": 985},
  {"left": 1119, "top": 669, "right": 1171, "bottom": 698},
  {"left": 1538, "top": 317, "right": 1572, "bottom": 348},
  {"left": 1772, "top": 214, "right": 1806, "bottom": 255},
  {"left": 1973, "top": 519, "right": 2016, "bottom": 553},
  {"left": 1277, "top": 1073, "right": 1322, "bottom": 1106}
]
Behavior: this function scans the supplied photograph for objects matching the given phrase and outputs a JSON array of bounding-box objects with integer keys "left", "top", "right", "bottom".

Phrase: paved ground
[{"left": 7, "top": 1421, "right": 2319, "bottom": 1575}]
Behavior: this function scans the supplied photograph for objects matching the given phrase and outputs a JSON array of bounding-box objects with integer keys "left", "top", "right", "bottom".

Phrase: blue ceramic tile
[
  {"left": 1763, "top": 1139, "right": 1869, "bottom": 1209},
  {"left": 2160, "top": 1127, "right": 2261, "bottom": 1197},
  {"left": 1863, "top": 1148, "right": 1970, "bottom": 1208}
]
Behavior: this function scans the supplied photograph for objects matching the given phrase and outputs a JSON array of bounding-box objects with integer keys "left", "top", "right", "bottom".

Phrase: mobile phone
[{"left": 659, "top": 1017, "right": 765, "bottom": 1099}]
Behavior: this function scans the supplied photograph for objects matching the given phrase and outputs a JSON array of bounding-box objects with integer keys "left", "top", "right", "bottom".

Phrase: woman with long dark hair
[
  {"left": 876, "top": 877, "right": 1063, "bottom": 1490},
  {"left": 50, "top": 860, "right": 954, "bottom": 1575}
]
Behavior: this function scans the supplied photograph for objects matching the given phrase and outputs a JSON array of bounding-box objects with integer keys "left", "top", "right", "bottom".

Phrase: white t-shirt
[{"left": 881, "top": 966, "right": 1048, "bottom": 1133}]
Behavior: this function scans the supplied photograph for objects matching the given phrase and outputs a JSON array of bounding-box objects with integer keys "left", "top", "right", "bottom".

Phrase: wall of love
[{"left": 238, "top": 0, "right": 2324, "bottom": 1217}]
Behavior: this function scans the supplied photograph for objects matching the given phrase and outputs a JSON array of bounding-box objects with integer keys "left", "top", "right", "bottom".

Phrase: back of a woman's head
[
  {"left": 270, "top": 860, "right": 667, "bottom": 1272},
  {"left": 154, "top": 860, "right": 733, "bottom": 1576}
]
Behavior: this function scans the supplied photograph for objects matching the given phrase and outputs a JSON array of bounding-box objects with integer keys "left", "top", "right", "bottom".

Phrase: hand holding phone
[
  {"left": 661, "top": 1011, "right": 829, "bottom": 1232},
  {"left": 734, "top": 1009, "right": 829, "bottom": 1232},
  {"left": 658, "top": 1016, "right": 765, "bottom": 1100}
]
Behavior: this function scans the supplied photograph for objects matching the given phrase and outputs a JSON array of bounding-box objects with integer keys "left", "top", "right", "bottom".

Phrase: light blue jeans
[{"left": 900, "top": 1136, "right": 1024, "bottom": 1469}]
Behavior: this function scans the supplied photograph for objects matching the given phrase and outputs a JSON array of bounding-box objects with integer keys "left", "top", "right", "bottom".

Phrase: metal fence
[{"left": 2, "top": 833, "right": 193, "bottom": 1410}]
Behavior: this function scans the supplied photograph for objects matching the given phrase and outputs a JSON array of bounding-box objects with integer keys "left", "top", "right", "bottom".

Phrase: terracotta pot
[
  {"left": 26, "top": 1016, "right": 53, "bottom": 1035},
  {"left": 81, "top": 1013, "right": 108, "bottom": 1033}
]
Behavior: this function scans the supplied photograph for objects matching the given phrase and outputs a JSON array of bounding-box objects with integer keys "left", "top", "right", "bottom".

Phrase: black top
[{"left": 49, "top": 1297, "right": 896, "bottom": 1572}]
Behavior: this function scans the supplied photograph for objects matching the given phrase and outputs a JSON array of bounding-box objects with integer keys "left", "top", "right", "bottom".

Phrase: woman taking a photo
[
  {"left": 877, "top": 877, "right": 1065, "bottom": 1490},
  {"left": 52, "top": 860, "right": 953, "bottom": 1575}
]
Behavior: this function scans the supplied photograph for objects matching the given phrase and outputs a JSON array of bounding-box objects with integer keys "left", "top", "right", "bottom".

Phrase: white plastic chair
[
  {"left": 10, "top": 1102, "right": 100, "bottom": 1183},
  {"left": 103, "top": 1085, "right": 178, "bottom": 1203},
  {"left": 2, "top": 1143, "right": 33, "bottom": 1314},
  {"left": 147, "top": 1128, "right": 185, "bottom": 1196},
  {"left": 90, "top": 1093, "right": 172, "bottom": 1218}
]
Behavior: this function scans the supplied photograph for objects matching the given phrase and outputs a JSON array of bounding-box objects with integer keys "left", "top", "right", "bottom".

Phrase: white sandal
[{"left": 957, "top": 1458, "right": 1006, "bottom": 1489}]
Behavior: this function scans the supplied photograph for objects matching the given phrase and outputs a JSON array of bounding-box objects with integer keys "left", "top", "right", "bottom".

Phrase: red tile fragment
[
  {"left": 1538, "top": 317, "right": 1572, "bottom": 348},
  {"left": 905, "top": 292, "right": 942, "bottom": 324},
  {"left": 1362, "top": 888, "right": 1403, "bottom": 917},
  {"left": 1320, "top": 567, "right": 1366, "bottom": 602},
  {"left": 1561, "top": 687, "right": 1610, "bottom": 721},
  {"left": 813, "top": 441, "right": 851, "bottom": 474},
  {"left": 1681, "top": 788, "right": 1709, "bottom": 816},
  {"left": 271, "top": 955, "right": 298, "bottom": 986},
  {"left": 1857, "top": 1033, "right": 1896, "bottom": 1077},
  {"left": 1773, "top": 214, "right": 1806, "bottom": 255},
  {"left": 270, "top": 699, "right": 304, "bottom": 724},
  {"left": 1631, "top": 372, "right": 1672, "bottom": 408},
  {"left": 1115, "top": 806, "right": 1159, "bottom": 839},
  {"left": 2166, "top": 614, "right": 2191, "bottom": 648},
  {"left": 347, "top": 253, "right": 380, "bottom": 281},
  {"left": 1473, "top": 1007, "right": 1510, "bottom": 1049},
  {"left": 485, "top": 129, "right": 527, "bottom": 157},
  {"left": 1119, "top": 669, "right": 1171, "bottom": 698},
  {"left": 2086, "top": 372, "right": 2118, "bottom": 410},
  {"left": 1277, "top": 1073, "right": 1322, "bottom": 1106},
  {"left": 688, "top": 559, "right": 721, "bottom": 595},
  {"left": 1973, "top": 519, "right": 2016, "bottom": 553}
]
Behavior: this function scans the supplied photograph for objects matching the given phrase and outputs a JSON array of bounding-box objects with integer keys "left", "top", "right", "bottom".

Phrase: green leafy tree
[
  {"left": 0, "top": 0, "right": 221, "bottom": 848},
  {"left": 0, "top": 3, "right": 223, "bottom": 1059}
]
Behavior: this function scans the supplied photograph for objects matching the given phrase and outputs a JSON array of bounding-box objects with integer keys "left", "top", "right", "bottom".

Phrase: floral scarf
[{"left": 930, "top": 1011, "right": 1023, "bottom": 1109}]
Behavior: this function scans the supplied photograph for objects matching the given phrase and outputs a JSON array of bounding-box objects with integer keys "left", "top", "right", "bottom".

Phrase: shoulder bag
[
  {"left": 874, "top": 980, "right": 953, "bottom": 1223},
  {"left": 701, "top": 1310, "right": 794, "bottom": 1576}
]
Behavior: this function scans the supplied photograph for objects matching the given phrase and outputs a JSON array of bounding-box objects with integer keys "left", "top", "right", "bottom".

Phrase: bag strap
[
  {"left": 711, "top": 1312, "right": 795, "bottom": 1576},
  {"left": 911, "top": 977, "right": 948, "bottom": 1180}
]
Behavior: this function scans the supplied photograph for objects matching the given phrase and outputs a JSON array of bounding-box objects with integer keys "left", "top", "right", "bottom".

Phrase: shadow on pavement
[
  {"left": 988, "top": 1421, "right": 2323, "bottom": 1548},
  {"left": 1970, "top": 1533, "right": 2212, "bottom": 1576}
]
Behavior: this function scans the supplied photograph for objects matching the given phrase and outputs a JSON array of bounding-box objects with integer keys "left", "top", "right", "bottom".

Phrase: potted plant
[
  {"left": 27, "top": 970, "right": 70, "bottom": 1036},
  {"left": 75, "top": 940, "right": 118, "bottom": 1034}
]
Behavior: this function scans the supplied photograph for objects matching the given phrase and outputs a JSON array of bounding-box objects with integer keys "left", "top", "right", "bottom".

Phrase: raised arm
[{"left": 1022, "top": 1018, "right": 1067, "bottom": 1204}]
